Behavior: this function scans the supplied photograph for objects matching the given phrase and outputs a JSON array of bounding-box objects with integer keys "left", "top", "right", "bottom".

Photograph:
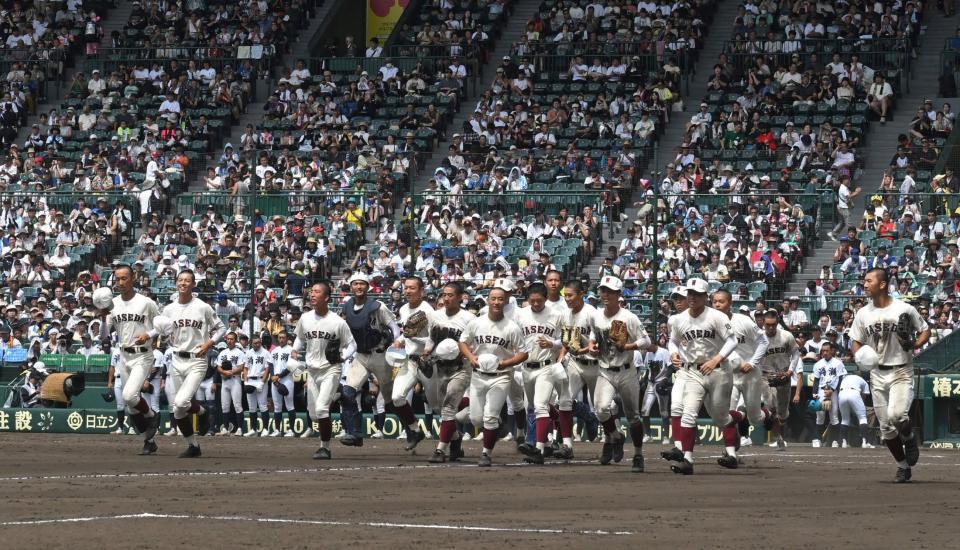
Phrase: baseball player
[
  {"left": 543, "top": 270, "right": 564, "bottom": 313},
  {"left": 810, "top": 341, "right": 847, "bottom": 447},
  {"left": 849, "top": 267, "right": 929, "bottom": 483},
  {"left": 243, "top": 335, "right": 273, "bottom": 437},
  {"left": 834, "top": 370, "right": 875, "bottom": 448},
  {"left": 639, "top": 342, "right": 673, "bottom": 444},
  {"left": 100, "top": 265, "right": 161, "bottom": 455},
  {"left": 558, "top": 279, "right": 600, "bottom": 455},
  {"left": 390, "top": 276, "right": 435, "bottom": 451},
  {"left": 590, "top": 275, "right": 651, "bottom": 473},
  {"left": 514, "top": 283, "right": 566, "bottom": 465},
  {"left": 662, "top": 279, "right": 740, "bottom": 475},
  {"left": 482, "top": 278, "right": 527, "bottom": 445},
  {"left": 339, "top": 273, "right": 400, "bottom": 447},
  {"left": 662, "top": 287, "right": 689, "bottom": 454},
  {"left": 160, "top": 347, "right": 177, "bottom": 436},
  {"left": 428, "top": 282, "right": 476, "bottom": 463},
  {"left": 159, "top": 269, "right": 226, "bottom": 458},
  {"left": 759, "top": 309, "right": 802, "bottom": 450},
  {"left": 216, "top": 333, "right": 246, "bottom": 435},
  {"left": 458, "top": 287, "right": 529, "bottom": 467},
  {"left": 269, "top": 331, "right": 296, "bottom": 437},
  {"left": 106, "top": 348, "right": 127, "bottom": 434},
  {"left": 711, "top": 290, "right": 770, "bottom": 447},
  {"left": 292, "top": 282, "right": 357, "bottom": 459}
]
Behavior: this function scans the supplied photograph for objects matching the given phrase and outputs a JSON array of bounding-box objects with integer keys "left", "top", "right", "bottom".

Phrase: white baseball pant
[
  {"left": 680, "top": 365, "right": 733, "bottom": 428},
  {"left": 271, "top": 376, "right": 295, "bottom": 412},
  {"left": 816, "top": 388, "right": 840, "bottom": 426},
  {"left": 838, "top": 388, "right": 868, "bottom": 426},
  {"left": 170, "top": 357, "right": 207, "bottom": 419},
  {"left": 119, "top": 351, "right": 153, "bottom": 413},
  {"left": 669, "top": 367, "right": 691, "bottom": 418},
  {"left": 143, "top": 377, "right": 161, "bottom": 412},
  {"left": 437, "top": 367, "right": 470, "bottom": 421},
  {"left": 245, "top": 381, "right": 268, "bottom": 413},
  {"left": 391, "top": 358, "right": 433, "bottom": 409},
  {"left": 469, "top": 371, "right": 511, "bottom": 430},
  {"left": 641, "top": 383, "right": 670, "bottom": 418},
  {"left": 112, "top": 375, "right": 125, "bottom": 411},
  {"left": 594, "top": 366, "right": 641, "bottom": 424},
  {"left": 306, "top": 364, "right": 342, "bottom": 419},
  {"left": 558, "top": 358, "right": 599, "bottom": 409},
  {"left": 730, "top": 366, "right": 766, "bottom": 425},
  {"left": 195, "top": 378, "right": 216, "bottom": 401},
  {"left": 221, "top": 376, "right": 243, "bottom": 414},
  {"left": 507, "top": 370, "right": 525, "bottom": 415},
  {"left": 522, "top": 363, "right": 564, "bottom": 418},
  {"left": 762, "top": 377, "right": 792, "bottom": 421},
  {"left": 869, "top": 366, "right": 914, "bottom": 440},
  {"left": 346, "top": 352, "right": 394, "bottom": 397}
]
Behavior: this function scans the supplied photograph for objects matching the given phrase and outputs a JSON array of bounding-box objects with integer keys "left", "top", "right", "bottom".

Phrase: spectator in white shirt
[{"left": 868, "top": 74, "right": 893, "bottom": 123}]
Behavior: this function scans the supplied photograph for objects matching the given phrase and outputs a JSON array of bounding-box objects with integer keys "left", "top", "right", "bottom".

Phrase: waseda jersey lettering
[
  {"left": 861, "top": 322, "right": 898, "bottom": 336},
  {"left": 766, "top": 346, "right": 790, "bottom": 356},
  {"left": 173, "top": 319, "right": 203, "bottom": 329},
  {"left": 680, "top": 329, "right": 717, "bottom": 341},
  {"left": 302, "top": 330, "right": 340, "bottom": 341},
  {"left": 522, "top": 325, "right": 557, "bottom": 337},
  {"left": 472, "top": 334, "right": 510, "bottom": 347},
  {"left": 112, "top": 313, "right": 145, "bottom": 324}
]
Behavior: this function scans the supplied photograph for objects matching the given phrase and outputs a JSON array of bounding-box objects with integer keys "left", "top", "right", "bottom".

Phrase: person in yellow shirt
[{"left": 344, "top": 199, "right": 364, "bottom": 230}]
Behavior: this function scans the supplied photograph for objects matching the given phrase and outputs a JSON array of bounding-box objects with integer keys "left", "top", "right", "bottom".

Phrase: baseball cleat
[
  {"left": 631, "top": 455, "right": 645, "bottom": 473},
  {"left": 671, "top": 459, "right": 694, "bottom": 475},
  {"left": 842, "top": 440, "right": 849, "bottom": 448},
  {"left": 904, "top": 433, "right": 920, "bottom": 467},
  {"left": 812, "top": 439, "right": 821, "bottom": 448},
  {"left": 370, "top": 429, "right": 384, "bottom": 439},
  {"left": 894, "top": 467, "right": 912, "bottom": 483},
  {"left": 740, "top": 436, "right": 753, "bottom": 447},
  {"left": 283, "top": 430, "right": 295, "bottom": 437},
  {"left": 268, "top": 429, "right": 281, "bottom": 437},
  {"left": 661, "top": 447, "right": 683, "bottom": 462},
  {"left": 259, "top": 428, "right": 270, "bottom": 436},
  {"left": 429, "top": 449, "right": 447, "bottom": 463},
  {"left": 478, "top": 452, "right": 492, "bottom": 467},
  {"left": 112, "top": 427, "right": 124, "bottom": 434},
  {"left": 218, "top": 426, "right": 229, "bottom": 436},
  {"left": 139, "top": 439, "right": 158, "bottom": 456},
  {"left": 661, "top": 437, "right": 671, "bottom": 445},
  {"left": 243, "top": 429, "right": 258, "bottom": 437},
  {"left": 450, "top": 437, "right": 464, "bottom": 461},
  {"left": 163, "top": 429, "right": 177, "bottom": 437},
  {"left": 600, "top": 439, "right": 614, "bottom": 465},
  {"left": 862, "top": 442, "right": 875, "bottom": 449},
  {"left": 143, "top": 424, "right": 158, "bottom": 443},
  {"left": 831, "top": 441, "right": 839, "bottom": 448},
  {"left": 554, "top": 445, "right": 574, "bottom": 460},
  {"left": 612, "top": 431, "right": 626, "bottom": 463},
  {"left": 762, "top": 408, "right": 774, "bottom": 431},
  {"left": 523, "top": 450, "right": 545, "bottom": 465},
  {"left": 127, "top": 427, "right": 137, "bottom": 435},
  {"left": 299, "top": 427, "right": 314, "bottom": 438},
  {"left": 461, "top": 433, "right": 472, "bottom": 441},
  {"left": 543, "top": 443, "right": 555, "bottom": 459},
  {"left": 312, "top": 447, "right": 332, "bottom": 460},
  {"left": 340, "top": 434, "right": 364, "bottom": 447},
  {"left": 178, "top": 445, "right": 202, "bottom": 458},
  {"left": 404, "top": 429, "right": 426, "bottom": 451},
  {"left": 717, "top": 453, "right": 738, "bottom": 469},
  {"left": 517, "top": 442, "right": 536, "bottom": 457},
  {"left": 424, "top": 432, "right": 433, "bottom": 440},
  {"left": 642, "top": 434, "right": 652, "bottom": 443}
]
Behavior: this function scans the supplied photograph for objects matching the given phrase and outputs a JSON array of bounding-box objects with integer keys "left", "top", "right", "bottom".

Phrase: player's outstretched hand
[
  {"left": 740, "top": 362, "right": 753, "bottom": 374},
  {"left": 133, "top": 332, "right": 151, "bottom": 345},
  {"left": 699, "top": 357, "right": 720, "bottom": 376}
]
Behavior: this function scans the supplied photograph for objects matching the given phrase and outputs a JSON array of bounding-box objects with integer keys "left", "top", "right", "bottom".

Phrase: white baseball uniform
[
  {"left": 293, "top": 309, "right": 356, "bottom": 422},
  {"left": 558, "top": 303, "right": 600, "bottom": 410},
  {"left": 460, "top": 314, "right": 527, "bottom": 432},
  {"left": 391, "top": 302, "right": 436, "bottom": 414},
  {"left": 429, "top": 308, "right": 475, "bottom": 421},
  {"left": 668, "top": 307, "right": 735, "bottom": 429},
  {"left": 761, "top": 326, "right": 801, "bottom": 420},
  {"left": 728, "top": 312, "right": 769, "bottom": 425},
  {"left": 515, "top": 304, "right": 565, "bottom": 419},
  {"left": 270, "top": 344, "right": 295, "bottom": 413},
  {"left": 245, "top": 346, "right": 273, "bottom": 414},
  {"left": 849, "top": 299, "right": 928, "bottom": 440},
  {"left": 161, "top": 297, "right": 225, "bottom": 421},
  {"left": 216, "top": 345, "right": 246, "bottom": 417},
  {"left": 343, "top": 299, "right": 397, "bottom": 395},
  {"left": 837, "top": 373, "right": 870, "bottom": 426},
  {"left": 640, "top": 346, "right": 672, "bottom": 419},
  {"left": 107, "top": 293, "right": 160, "bottom": 413},
  {"left": 594, "top": 307, "right": 650, "bottom": 429},
  {"left": 110, "top": 348, "right": 125, "bottom": 411},
  {"left": 813, "top": 356, "right": 847, "bottom": 426}
]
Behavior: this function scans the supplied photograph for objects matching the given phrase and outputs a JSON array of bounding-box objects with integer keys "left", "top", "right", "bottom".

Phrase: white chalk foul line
[
  {"left": 0, "top": 512, "right": 633, "bottom": 536},
  {"left": 0, "top": 459, "right": 601, "bottom": 482}
]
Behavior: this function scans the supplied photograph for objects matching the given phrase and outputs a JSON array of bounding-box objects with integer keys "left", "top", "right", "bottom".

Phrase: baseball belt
[
  {"left": 681, "top": 362, "right": 704, "bottom": 369},
  {"left": 524, "top": 361, "right": 549, "bottom": 370},
  {"left": 122, "top": 345, "right": 150, "bottom": 354},
  {"left": 574, "top": 357, "right": 598, "bottom": 365},
  {"left": 174, "top": 351, "right": 196, "bottom": 359},
  {"left": 475, "top": 369, "right": 510, "bottom": 377},
  {"left": 876, "top": 363, "right": 907, "bottom": 371},
  {"left": 602, "top": 364, "right": 631, "bottom": 372}
]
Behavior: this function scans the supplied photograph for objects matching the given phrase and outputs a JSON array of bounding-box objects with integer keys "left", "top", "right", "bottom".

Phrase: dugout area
[{"left": 0, "top": 433, "right": 957, "bottom": 548}]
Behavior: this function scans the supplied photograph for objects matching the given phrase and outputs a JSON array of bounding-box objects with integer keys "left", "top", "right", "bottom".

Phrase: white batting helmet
[
  {"left": 287, "top": 357, "right": 304, "bottom": 376},
  {"left": 385, "top": 346, "right": 407, "bottom": 367},
  {"left": 92, "top": 287, "right": 114, "bottom": 310},
  {"left": 476, "top": 353, "right": 500, "bottom": 373},
  {"left": 434, "top": 339, "right": 460, "bottom": 361},
  {"left": 854, "top": 345, "right": 880, "bottom": 370},
  {"left": 725, "top": 350, "right": 742, "bottom": 369},
  {"left": 152, "top": 315, "right": 174, "bottom": 338}
]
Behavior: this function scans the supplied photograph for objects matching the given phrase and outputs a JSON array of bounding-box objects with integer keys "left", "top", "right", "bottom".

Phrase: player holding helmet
[
  {"left": 557, "top": 279, "right": 600, "bottom": 457},
  {"left": 390, "top": 276, "right": 435, "bottom": 452},
  {"left": 158, "top": 270, "right": 226, "bottom": 457},
  {"left": 850, "top": 268, "right": 929, "bottom": 483},
  {"left": 759, "top": 309, "right": 802, "bottom": 450}
]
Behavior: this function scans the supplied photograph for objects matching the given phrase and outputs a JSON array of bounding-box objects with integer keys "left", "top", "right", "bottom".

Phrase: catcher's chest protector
[{"left": 344, "top": 299, "right": 384, "bottom": 354}]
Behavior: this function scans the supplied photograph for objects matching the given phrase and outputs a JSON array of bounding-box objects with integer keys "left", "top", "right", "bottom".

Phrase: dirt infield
[{"left": 1, "top": 433, "right": 959, "bottom": 548}]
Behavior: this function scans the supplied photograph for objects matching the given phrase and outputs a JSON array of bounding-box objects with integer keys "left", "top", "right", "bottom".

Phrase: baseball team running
[{"left": 102, "top": 263, "right": 928, "bottom": 483}]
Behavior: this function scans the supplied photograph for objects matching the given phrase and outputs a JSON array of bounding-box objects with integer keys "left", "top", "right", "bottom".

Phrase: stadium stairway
[
  {"left": 582, "top": 0, "right": 741, "bottom": 281},
  {"left": 11, "top": 1, "right": 132, "bottom": 149},
  {"left": 784, "top": 14, "right": 958, "bottom": 296},
  {"left": 186, "top": 0, "right": 338, "bottom": 192},
  {"left": 413, "top": 0, "right": 542, "bottom": 197}
]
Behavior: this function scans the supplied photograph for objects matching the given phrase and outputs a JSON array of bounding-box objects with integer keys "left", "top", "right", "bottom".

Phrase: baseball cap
[
  {"left": 738, "top": 305, "right": 752, "bottom": 314},
  {"left": 685, "top": 278, "right": 709, "bottom": 294},
  {"left": 348, "top": 273, "right": 370, "bottom": 285},
  {"left": 493, "top": 278, "right": 516, "bottom": 292},
  {"left": 598, "top": 275, "right": 623, "bottom": 291},
  {"left": 671, "top": 287, "right": 688, "bottom": 298}
]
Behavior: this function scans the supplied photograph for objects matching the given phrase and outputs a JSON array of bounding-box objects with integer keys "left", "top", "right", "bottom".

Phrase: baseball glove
[
  {"left": 325, "top": 339, "right": 342, "bottom": 364},
  {"left": 896, "top": 311, "right": 917, "bottom": 351},
  {"left": 655, "top": 381, "right": 673, "bottom": 396},
  {"left": 562, "top": 326, "right": 584, "bottom": 353},
  {"left": 767, "top": 371, "right": 792, "bottom": 387},
  {"left": 821, "top": 398, "right": 832, "bottom": 412},
  {"left": 415, "top": 356, "right": 434, "bottom": 378},
  {"left": 608, "top": 320, "right": 629, "bottom": 349},
  {"left": 273, "top": 381, "right": 289, "bottom": 396},
  {"left": 102, "top": 390, "right": 115, "bottom": 403},
  {"left": 403, "top": 311, "right": 429, "bottom": 338}
]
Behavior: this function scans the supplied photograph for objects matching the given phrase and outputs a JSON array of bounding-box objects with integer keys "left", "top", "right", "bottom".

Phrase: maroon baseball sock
[
  {"left": 884, "top": 437, "right": 906, "bottom": 462},
  {"left": 557, "top": 410, "right": 574, "bottom": 438},
  {"left": 394, "top": 403, "right": 418, "bottom": 428},
  {"left": 729, "top": 410, "right": 744, "bottom": 423},
  {"left": 601, "top": 417, "right": 618, "bottom": 436},
  {"left": 535, "top": 417, "right": 551, "bottom": 444},
  {"left": 188, "top": 400, "right": 202, "bottom": 414},
  {"left": 318, "top": 417, "right": 332, "bottom": 442},
  {"left": 482, "top": 428, "right": 498, "bottom": 451},
  {"left": 458, "top": 397, "right": 469, "bottom": 411},
  {"left": 722, "top": 422, "right": 738, "bottom": 447},
  {"left": 130, "top": 412, "right": 148, "bottom": 434},
  {"left": 515, "top": 409, "right": 527, "bottom": 432},
  {"left": 549, "top": 405, "right": 560, "bottom": 431},
  {"left": 439, "top": 420, "right": 457, "bottom": 443},
  {"left": 176, "top": 416, "right": 194, "bottom": 437},
  {"left": 629, "top": 422, "right": 645, "bottom": 449},
  {"left": 681, "top": 425, "right": 697, "bottom": 453},
  {"left": 133, "top": 397, "right": 150, "bottom": 416},
  {"left": 670, "top": 416, "right": 681, "bottom": 441}
]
